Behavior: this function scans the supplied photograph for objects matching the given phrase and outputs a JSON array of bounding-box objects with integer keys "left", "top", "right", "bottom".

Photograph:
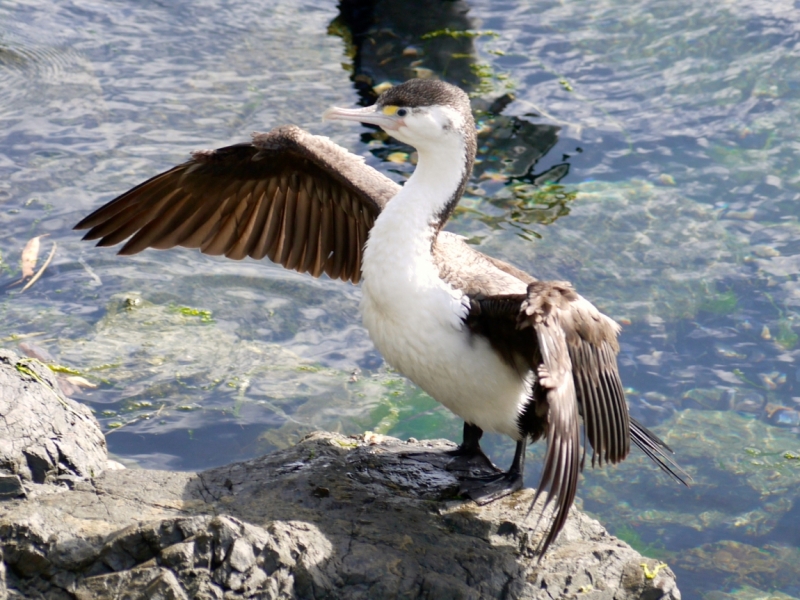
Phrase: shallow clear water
[{"left": 2, "top": 1, "right": 800, "bottom": 597}]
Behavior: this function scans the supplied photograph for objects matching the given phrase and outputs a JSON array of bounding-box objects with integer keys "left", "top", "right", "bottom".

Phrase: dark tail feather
[{"left": 630, "top": 417, "right": 691, "bottom": 486}]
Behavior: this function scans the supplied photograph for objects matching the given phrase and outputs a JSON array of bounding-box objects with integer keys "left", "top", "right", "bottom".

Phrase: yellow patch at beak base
[{"left": 382, "top": 105, "right": 399, "bottom": 116}]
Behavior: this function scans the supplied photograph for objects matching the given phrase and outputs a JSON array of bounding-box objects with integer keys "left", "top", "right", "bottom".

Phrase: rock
[
  {"left": 0, "top": 350, "right": 681, "bottom": 599},
  {"left": 0, "top": 474, "right": 24, "bottom": 500},
  {"left": 0, "top": 350, "right": 110, "bottom": 486}
]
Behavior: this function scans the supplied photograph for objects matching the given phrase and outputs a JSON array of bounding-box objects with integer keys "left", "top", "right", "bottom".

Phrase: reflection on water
[
  {"left": 334, "top": 0, "right": 481, "bottom": 97},
  {"left": 2, "top": 0, "right": 800, "bottom": 597}
]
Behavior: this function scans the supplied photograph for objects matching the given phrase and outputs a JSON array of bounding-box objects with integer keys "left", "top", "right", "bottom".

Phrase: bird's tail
[{"left": 630, "top": 417, "right": 691, "bottom": 485}]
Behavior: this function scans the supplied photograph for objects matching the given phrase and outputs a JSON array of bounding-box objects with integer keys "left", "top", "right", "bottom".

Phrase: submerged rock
[{"left": 0, "top": 350, "right": 681, "bottom": 599}]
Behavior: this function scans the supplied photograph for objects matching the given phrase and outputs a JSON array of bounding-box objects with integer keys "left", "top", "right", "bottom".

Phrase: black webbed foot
[
  {"left": 443, "top": 443, "right": 500, "bottom": 476},
  {"left": 402, "top": 423, "right": 527, "bottom": 505},
  {"left": 458, "top": 469, "right": 524, "bottom": 505},
  {"left": 459, "top": 436, "right": 527, "bottom": 505},
  {"left": 401, "top": 423, "right": 499, "bottom": 476}
]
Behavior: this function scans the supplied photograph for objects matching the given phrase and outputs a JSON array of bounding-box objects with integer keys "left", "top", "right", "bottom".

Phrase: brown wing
[
  {"left": 75, "top": 125, "right": 401, "bottom": 284},
  {"left": 467, "top": 276, "right": 685, "bottom": 553},
  {"left": 516, "top": 281, "right": 622, "bottom": 555},
  {"left": 466, "top": 279, "right": 630, "bottom": 555},
  {"left": 516, "top": 282, "right": 630, "bottom": 468}
]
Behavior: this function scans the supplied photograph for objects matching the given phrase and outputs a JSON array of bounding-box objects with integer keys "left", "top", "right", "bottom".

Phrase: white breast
[{"left": 359, "top": 194, "right": 531, "bottom": 441}]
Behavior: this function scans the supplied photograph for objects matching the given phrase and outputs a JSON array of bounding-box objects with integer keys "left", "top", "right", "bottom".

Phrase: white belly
[
  {"left": 358, "top": 160, "right": 532, "bottom": 441},
  {"left": 360, "top": 260, "right": 530, "bottom": 441}
]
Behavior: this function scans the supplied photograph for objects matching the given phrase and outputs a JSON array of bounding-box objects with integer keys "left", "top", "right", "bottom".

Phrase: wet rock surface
[
  {"left": 0, "top": 349, "right": 112, "bottom": 496},
  {"left": 0, "top": 351, "right": 681, "bottom": 599}
]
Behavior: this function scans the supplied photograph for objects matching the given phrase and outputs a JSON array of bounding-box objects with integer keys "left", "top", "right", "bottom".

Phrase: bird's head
[{"left": 323, "top": 79, "right": 476, "bottom": 156}]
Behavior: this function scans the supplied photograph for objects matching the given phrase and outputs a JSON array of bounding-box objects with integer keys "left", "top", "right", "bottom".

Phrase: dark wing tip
[
  {"left": 630, "top": 418, "right": 691, "bottom": 486},
  {"left": 74, "top": 216, "right": 91, "bottom": 231},
  {"left": 526, "top": 326, "right": 581, "bottom": 559}
]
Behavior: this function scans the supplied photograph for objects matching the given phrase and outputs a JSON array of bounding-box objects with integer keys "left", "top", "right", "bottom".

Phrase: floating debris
[
  {"left": 20, "top": 241, "right": 56, "bottom": 292},
  {"left": 64, "top": 375, "right": 97, "bottom": 389},
  {"left": 726, "top": 208, "right": 757, "bottom": 220},
  {"left": 363, "top": 431, "right": 386, "bottom": 445},
  {"left": 78, "top": 255, "right": 102, "bottom": 286},
  {"left": 20, "top": 235, "right": 43, "bottom": 278}
]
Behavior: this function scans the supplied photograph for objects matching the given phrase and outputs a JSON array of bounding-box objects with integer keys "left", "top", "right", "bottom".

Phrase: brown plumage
[{"left": 76, "top": 126, "right": 399, "bottom": 284}]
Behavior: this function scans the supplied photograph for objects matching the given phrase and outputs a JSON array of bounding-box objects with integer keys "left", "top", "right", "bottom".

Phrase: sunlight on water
[{"left": 2, "top": 0, "right": 800, "bottom": 596}]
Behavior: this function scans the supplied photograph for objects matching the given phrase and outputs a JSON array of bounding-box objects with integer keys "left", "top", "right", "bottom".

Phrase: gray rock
[
  {"left": 0, "top": 545, "right": 6, "bottom": 598},
  {"left": 0, "top": 473, "right": 24, "bottom": 500},
  {"left": 0, "top": 350, "right": 681, "bottom": 599},
  {"left": 0, "top": 350, "right": 110, "bottom": 485}
]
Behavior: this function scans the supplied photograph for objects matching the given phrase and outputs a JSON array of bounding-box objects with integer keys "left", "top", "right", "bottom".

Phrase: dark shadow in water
[
  {"left": 332, "top": 0, "right": 480, "bottom": 101},
  {"left": 330, "top": 0, "right": 574, "bottom": 234}
]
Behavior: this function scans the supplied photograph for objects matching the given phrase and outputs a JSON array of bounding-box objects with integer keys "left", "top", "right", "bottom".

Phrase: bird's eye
[{"left": 397, "top": 108, "right": 408, "bottom": 117}]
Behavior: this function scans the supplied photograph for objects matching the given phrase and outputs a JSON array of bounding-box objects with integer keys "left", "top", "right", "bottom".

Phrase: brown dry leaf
[
  {"left": 64, "top": 375, "right": 98, "bottom": 389},
  {"left": 20, "top": 241, "right": 56, "bottom": 293},
  {"left": 20, "top": 235, "right": 46, "bottom": 278}
]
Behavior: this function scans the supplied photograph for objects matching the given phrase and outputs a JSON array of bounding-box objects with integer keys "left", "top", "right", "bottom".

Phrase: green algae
[
  {"left": 47, "top": 364, "right": 82, "bottom": 376},
  {"left": 421, "top": 28, "right": 500, "bottom": 40},
  {"left": 705, "top": 586, "right": 800, "bottom": 600},
  {"left": 700, "top": 290, "right": 738, "bottom": 315},
  {"left": 613, "top": 524, "right": 670, "bottom": 560},
  {"left": 175, "top": 306, "right": 213, "bottom": 323},
  {"left": 582, "top": 409, "right": 800, "bottom": 594},
  {"left": 773, "top": 320, "right": 798, "bottom": 350},
  {"left": 679, "top": 543, "right": 800, "bottom": 598}
]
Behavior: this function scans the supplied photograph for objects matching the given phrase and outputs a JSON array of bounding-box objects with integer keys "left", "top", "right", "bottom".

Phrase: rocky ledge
[{"left": 0, "top": 349, "right": 680, "bottom": 599}]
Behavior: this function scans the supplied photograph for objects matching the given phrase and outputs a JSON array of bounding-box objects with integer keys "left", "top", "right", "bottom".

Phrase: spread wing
[
  {"left": 75, "top": 125, "right": 401, "bottom": 284},
  {"left": 467, "top": 279, "right": 685, "bottom": 555}
]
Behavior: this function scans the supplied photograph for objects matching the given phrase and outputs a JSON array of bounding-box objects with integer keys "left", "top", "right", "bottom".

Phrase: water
[{"left": 2, "top": 1, "right": 800, "bottom": 597}]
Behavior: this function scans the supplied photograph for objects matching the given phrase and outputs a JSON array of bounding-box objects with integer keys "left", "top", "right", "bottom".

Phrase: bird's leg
[
  {"left": 399, "top": 422, "right": 499, "bottom": 477},
  {"left": 457, "top": 437, "right": 526, "bottom": 505},
  {"left": 444, "top": 422, "right": 501, "bottom": 474}
]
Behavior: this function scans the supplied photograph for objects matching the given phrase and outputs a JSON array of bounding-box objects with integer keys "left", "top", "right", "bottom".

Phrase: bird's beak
[{"left": 322, "top": 105, "right": 402, "bottom": 130}]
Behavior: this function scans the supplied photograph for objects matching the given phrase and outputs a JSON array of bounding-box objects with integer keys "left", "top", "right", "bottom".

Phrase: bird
[{"left": 75, "top": 78, "right": 687, "bottom": 555}]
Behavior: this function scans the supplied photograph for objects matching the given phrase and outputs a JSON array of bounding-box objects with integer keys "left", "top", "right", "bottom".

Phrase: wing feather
[
  {"left": 467, "top": 277, "right": 681, "bottom": 555},
  {"left": 521, "top": 287, "right": 581, "bottom": 556},
  {"left": 277, "top": 178, "right": 298, "bottom": 265},
  {"left": 75, "top": 125, "right": 400, "bottom": 283},
  {"left": 300, "top": 182, "right": 322, "bottom": 275}
]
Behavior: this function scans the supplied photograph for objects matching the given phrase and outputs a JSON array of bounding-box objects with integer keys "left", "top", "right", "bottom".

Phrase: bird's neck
[
  {"left": 379, "top": 136, "right": 473, "bottom": 240},
  {"left": 361, "top": 134, "right": 475, "bottom": 287},
  {"left": 412, "top": 136, "right": 474, "bottom": 231}
]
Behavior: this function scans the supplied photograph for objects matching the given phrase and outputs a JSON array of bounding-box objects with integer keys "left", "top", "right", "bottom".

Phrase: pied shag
[{"left": 75, "top": 78, "right": 687, "bottom": 555}]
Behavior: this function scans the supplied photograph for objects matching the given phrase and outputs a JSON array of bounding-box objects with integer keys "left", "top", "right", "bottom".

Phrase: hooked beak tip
[
  {"left": 322, "top": 105, "right": 400, "bottom": 130},
  {"left": 321, "top": 107, "right": 340, "bottom": 122}
]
